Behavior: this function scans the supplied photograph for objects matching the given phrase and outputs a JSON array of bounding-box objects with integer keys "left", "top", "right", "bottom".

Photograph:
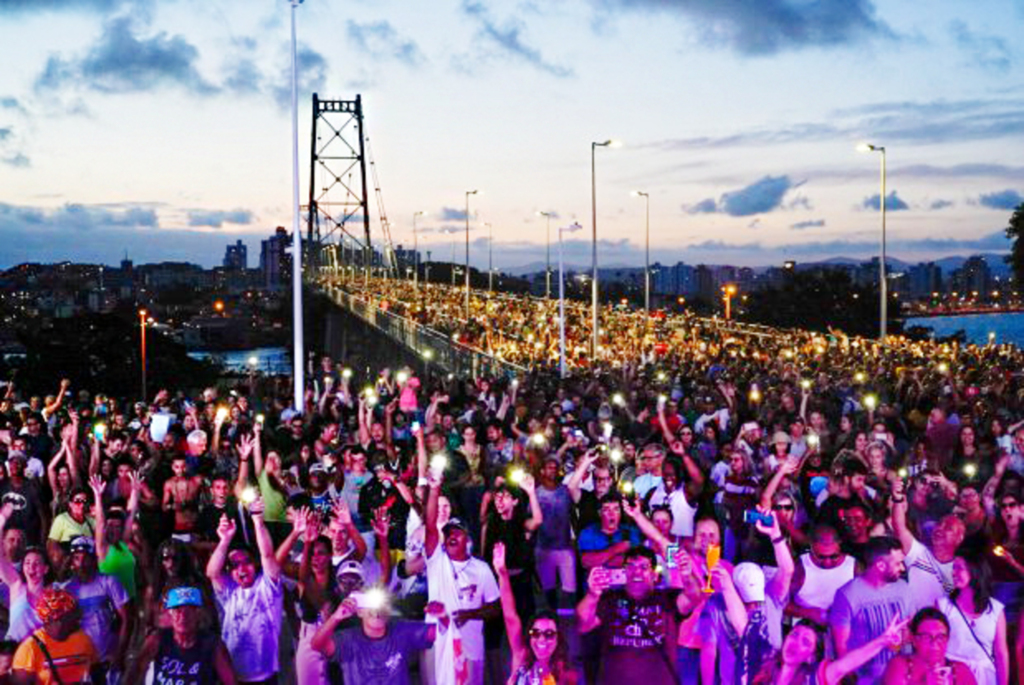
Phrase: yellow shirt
[{"left": 13, "top": 628, "right": 98, "bottom": 685}]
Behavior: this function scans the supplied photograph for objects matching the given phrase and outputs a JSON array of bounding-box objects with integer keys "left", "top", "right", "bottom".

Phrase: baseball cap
[
  {"left": 337, "top": 560, "right": 365, "bottom": 580},
  {"left": 165, "top": 586, "right": 203, "bottom": 609},
  {"left": 732, "top": 562, "right": 765, "bottom": 603},
  {"left": 442, "top": 517, "right": 470, "bottom": 537},
  {"left": 69, "top": 536, "right": 96, "bottom": 555},
  {"left": 309, "top": 462, "right": 328, "bottom": 476},
  {"left": 772, "top": 432, "right": 791, "bottom": 445}
]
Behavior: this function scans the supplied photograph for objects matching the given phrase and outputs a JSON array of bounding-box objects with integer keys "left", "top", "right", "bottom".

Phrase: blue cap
[
  {"left": 809, "top": 476, "right": 829, "bottom": 498},
  {"left": 165, "top": 586, "right": 203, "bottom": 609}
]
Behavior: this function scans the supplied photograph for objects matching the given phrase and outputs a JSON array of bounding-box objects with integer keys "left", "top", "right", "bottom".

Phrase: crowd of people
[{"left": 2, "top": 276, "right": 1024, "bottom": 684}]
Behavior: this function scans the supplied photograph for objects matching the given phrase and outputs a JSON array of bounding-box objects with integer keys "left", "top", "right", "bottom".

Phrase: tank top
[
  {"left": 5, "top": 589, "right": 42, "bottom": 643},
  {"left": 99, "top": 542, "right": 137, "bottom": 599},
  {"left": 150, "top": 628, "right": 219, "bottom": 685},
  {"left": 793, "top": 553, "right": 856, "bottom": 610}
]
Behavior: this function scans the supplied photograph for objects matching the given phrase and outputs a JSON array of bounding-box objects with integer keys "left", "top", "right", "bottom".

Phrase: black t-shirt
[
  {"left": 574, "top": 490, "right": 601, "bottom": 534},
  {"left": 0, "top": 480, "right": 44, "bottom": 544},
  {"left": 484, "top": 506, "right": 534, "bottom": 572},
  {"left": 195, "top": 500, "right": 249, "bottom": 543}
]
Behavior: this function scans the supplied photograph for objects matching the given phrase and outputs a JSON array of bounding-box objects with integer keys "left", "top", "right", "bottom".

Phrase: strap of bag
[
  {"left": 951, "top": 599, "right": 996, "bottom": 666},
  {"left": 31, "top": 633, "right": 66, "bottom": 685}
]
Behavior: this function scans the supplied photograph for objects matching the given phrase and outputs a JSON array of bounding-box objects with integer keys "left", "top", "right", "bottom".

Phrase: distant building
[
  {"left": 950, "top": 256, "right": 992, "bottom": 296},
  {"left": 907, "top": 262, "right": 942, "bottom": 297},
  {"left": 695, "top": 264, "right": 716, "bottom": 303},
  {"left": 260, "top": 227, "right": 291, "bottom": 290},
  {"left": 223, "top": 240, "right": 248, "bottom": 270}
]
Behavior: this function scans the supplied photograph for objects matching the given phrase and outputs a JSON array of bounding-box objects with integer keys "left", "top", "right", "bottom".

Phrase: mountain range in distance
[{"left": 502, "top": 252, "right": 1011, "bottom": 278}]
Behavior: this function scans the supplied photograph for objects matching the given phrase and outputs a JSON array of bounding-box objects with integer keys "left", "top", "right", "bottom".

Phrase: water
[
  {"left": 188, "top": 346, "right": 291, "bottom": 375},
  {"left": 904, "top": 312, "right": 1024, "bottom": 347}
]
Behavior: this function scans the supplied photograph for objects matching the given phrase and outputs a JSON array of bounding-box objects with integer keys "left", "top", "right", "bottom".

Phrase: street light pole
[
  {"left": 485, "top": 222, "right": 494, "bottom": 294},
  {"left": 859, "top": 143, "right": 888, "bottom": 339},
  {"left": 633, "top": 191, "right": 651, "bottom": 313},
  {"left": 559, "top": 222, "right": 583, "bottom": 378},
  {"left": 591, "top": 140, "right": 614, "bottom": 360},
  {"left": 465, "top": 190, "right": 478, "bottom": 320},
  {"left": 138, "top": 309, "right": 148, "bottom": 400},
  {"left": 289, "top": 0, "right": 305, "bottom": 413},
  {"left": 413, "top": 210, "right": 426, "bottom": 290},
  {"left": 539, "top": 211, "right": 554, "bottom": 298}
]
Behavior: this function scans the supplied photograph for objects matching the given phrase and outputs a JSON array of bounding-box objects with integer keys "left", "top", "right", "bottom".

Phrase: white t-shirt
[
  {"left": 425, "top": 544, "right": 499, "bottom": 662},
  {"left": 647, "top": 487, "right": 698, "bottom": 538},
  {"left": 216, "top": 572, "right": 283, "bottom": 682},
  {"left": 906, "top": 538, "right": 954, "bottom": 607}
]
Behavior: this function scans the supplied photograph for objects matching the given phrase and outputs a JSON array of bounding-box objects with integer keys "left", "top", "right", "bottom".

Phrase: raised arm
[
  {"left": 890, "top": 480, "right": 915, "bottom": 555},
  {"left": 424, "top": 472, "right": 442, "bottom": 559},
  {"left": 47, "top": 441, "right": 67, "bottom": 496},
  {"left": 759, "top": 455, "right": 800, "bottom": 510},
  {"left": 670, "top": 441, "right": 705, "bottom": 501},
  {"left": 567, "top": 450, "right": 599, "bottom": 504},
  {"left": 576, "top": 566, "right": 610, "bottom": 633},
  {"left": 758, "top": 508, "right": 795, "bottom": 602},
  {"left": 622, "top": 498, "right": 670, "bottom": 556},
  {"left": 311, "top": 598, "right": 357, "bottom": 658},
  {"left": 88, "top": 475, "right": 109, "bottom": 562},
  {"left": 493, "top": 543, "right": 526, "bottom": 663},
  {"left": 206, "top": 514, "right": 237, "bottom": 593},
  {"left": 248, "top": 498, "right": 281, "bottom": 581},
  {"left": 518, "top": 474, "right": 543, "bottom": 533},
  {"left": 824, "top": 615, "right": 909, "bottom": 684},
  {"left": 43, "top": 379, "right": 70, "bottom": 418},
  {"left": 0, "top": 504, "right": 22, "bottom": 589}
]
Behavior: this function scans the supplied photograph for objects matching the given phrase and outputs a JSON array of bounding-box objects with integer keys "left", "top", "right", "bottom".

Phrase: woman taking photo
[
  {"left": 493, "top": 542, "right": 577, "bottom": 684},
  {"left": 883, "top": 607, "right": 978, "bottom": 685},
  {"left": 939, "top": 556, "right": 1009, "bottom": 685}
]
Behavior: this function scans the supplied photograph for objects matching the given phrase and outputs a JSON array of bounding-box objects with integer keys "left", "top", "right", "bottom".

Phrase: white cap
[{"left": 732, "top": 562, "right": 765, "bottom": 603}]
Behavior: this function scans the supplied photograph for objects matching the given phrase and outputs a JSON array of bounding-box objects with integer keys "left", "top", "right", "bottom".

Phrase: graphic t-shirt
[
  {"left": 829, "top": 576, "right": 920, "bottom": 685},
  {"left": 536, "top": 484, "right": 574, "bottom": 550},
  {"left": 333, "top": 621, "right": 434, "bottom": 685},
  {"left": 215, "top": 572, "right": 283, "bottom": 682},
  {"left": 56, "top": 573, "right": 130, "bottom": 662},
  {"left": 594, "top": 588, "right": 681, "bottom": 685},
  {"left": 13, "top": 628, "right": 98, "bottom": 685}
]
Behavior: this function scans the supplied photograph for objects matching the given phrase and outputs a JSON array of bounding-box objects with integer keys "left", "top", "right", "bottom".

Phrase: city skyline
[{"left": 0, "top": 0, "right": 1022, "bottom": 270}]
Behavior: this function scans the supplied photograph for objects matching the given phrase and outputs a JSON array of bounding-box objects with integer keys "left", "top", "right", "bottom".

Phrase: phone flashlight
[
  {"left": 241, "top": 487, "right": 258, "bottom": 505},
  {"left": 509, "top": 467, "right": 525, "bottom": 485}
]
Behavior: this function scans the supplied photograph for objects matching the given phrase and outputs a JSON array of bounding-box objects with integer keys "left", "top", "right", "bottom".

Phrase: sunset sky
[{"left": 1, "top": 0, "right": 1022, "bottom": 269}]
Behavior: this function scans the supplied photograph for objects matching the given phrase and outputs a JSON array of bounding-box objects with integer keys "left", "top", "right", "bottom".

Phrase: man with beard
[
  {"left": 830, "top": 535, "right": 921, "bottom": 684},
  {"left": 55, "top": 536, "right": 131, "bottom": 681},
  {"left": 206, "top": 497, "right": 283, "bottom": 684}
]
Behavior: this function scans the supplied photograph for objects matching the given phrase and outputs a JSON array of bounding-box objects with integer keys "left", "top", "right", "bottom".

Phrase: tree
[{"left": 1004, "top": 203, "right": 1024, "bottom": 288}]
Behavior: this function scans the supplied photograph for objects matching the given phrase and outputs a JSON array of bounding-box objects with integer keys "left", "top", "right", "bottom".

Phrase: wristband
[{"left": 771, "top": 536, "right": 785, "bottom": 545}]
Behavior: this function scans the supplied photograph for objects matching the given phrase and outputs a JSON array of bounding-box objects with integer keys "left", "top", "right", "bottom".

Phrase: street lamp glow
[{"left": 248, "top": 356, "right": 259, "bottom": 367}]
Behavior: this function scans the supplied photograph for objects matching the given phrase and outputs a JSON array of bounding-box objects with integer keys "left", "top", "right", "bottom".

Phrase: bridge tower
[{"left": 307, "top": 93, "right": 371, "bottom": 273}]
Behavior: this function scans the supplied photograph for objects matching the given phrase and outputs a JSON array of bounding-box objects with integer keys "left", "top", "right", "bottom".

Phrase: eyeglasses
[
  {"left": 529, "top": 629, "right": 557, "bottom": 640},
  {"left": 71, "top": 498, "right": 88, "bottom": 505},
  {"left": 1000, "top": 501, "right": 1019, "bottom": 510},
  {"left": 773, "top": 503, "right": 795, "bottom": 511},
  {"left": 914, "top": 632, "right": 949, "bottom": 643}
]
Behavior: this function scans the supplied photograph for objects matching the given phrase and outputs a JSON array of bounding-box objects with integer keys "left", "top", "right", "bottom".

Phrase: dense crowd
[{"left": 3, "top": 279, "right": 1024, "bottom": 684}]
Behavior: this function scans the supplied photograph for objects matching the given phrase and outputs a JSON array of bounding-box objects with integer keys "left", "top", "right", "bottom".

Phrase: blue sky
[{"left": 0, "top": 0, "right": 1022, "bottom": 269}]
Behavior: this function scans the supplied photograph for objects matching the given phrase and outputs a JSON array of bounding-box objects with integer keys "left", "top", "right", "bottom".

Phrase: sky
[{"left": 1, "top": 0, "right": 1023, "bottom": 271}]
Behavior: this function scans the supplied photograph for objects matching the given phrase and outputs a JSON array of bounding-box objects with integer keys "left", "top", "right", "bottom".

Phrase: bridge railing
[{"left": 322, "top": 283, "right": 526, "bottom": 379}]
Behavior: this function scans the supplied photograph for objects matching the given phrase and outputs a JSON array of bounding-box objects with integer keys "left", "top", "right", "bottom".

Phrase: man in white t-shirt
[
  {"left": 892, "top": 480, "right": 964, "bottom": 607},
  {"left": 206, "top": 496, "right": 283, "bottom": 684},
  {"left": 424, "top": 474, "right": 500, "bottom": 685}
]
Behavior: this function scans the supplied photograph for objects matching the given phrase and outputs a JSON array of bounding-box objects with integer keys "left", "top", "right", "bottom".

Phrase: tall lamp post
[
  {"left": 591, "top": 139, "right": 618, "bottom": 359},
  {"left": 538, "top": 211, "right": 554, "bottom": 298},
  {"left": 484, "top": 222, "right": 494, "bottom": 294},
  {"left": 858, "top": 142, "right": 888, "bottom": 340},
  {"left": 465, "top": 190, "right": 478, "bottom": 320},
  {"left": 413, "top": 210, "right": 427, "bottom": 290},
  {"left": 138, "top": 309, "right": 148, "bottom": 400},
  {"left": 632, "top": 190, "right": 651, "bottom": 313},
  {"left": 559, "top": 222, "right": 583, "bottom": 378},
  {"left": 288, "top": 0, "right": 305, "bottom": 413},
  {"left": 723, "top": 284, "right": 738, "bottom": 321}
]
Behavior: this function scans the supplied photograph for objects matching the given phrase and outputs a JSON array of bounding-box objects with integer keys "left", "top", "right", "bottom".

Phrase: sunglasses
[
  {"left": 773, "top": 504, "right": 795, "bottom": 511},
  {"left": 71, "top": 498, "right": 89, "bottom": 505},
  {"left": 529, "top": 629, "right": 557, "bottom": 640}
]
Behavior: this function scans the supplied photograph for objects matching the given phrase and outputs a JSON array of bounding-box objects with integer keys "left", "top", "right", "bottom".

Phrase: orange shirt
[{"left": 13, "top": 628, "right": 98, "bottom": 685}]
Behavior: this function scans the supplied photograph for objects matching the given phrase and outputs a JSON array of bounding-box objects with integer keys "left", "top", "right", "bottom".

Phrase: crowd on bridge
[{"left": 4, "top": 278, "right": 1024, "bottom": 684}]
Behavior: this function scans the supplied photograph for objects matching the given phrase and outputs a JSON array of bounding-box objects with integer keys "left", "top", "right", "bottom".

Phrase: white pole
[
  {"left": 879, "top": 148, "right": 888, "bottom": 340},
  {"left": 559, "top": 226, "right": 566, "bottom": 378},
  {"left": 289, "top": 0, "right": 305, "bottom": 414}
]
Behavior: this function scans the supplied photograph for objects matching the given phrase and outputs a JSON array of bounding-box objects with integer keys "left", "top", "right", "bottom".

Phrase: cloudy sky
[{"left": 1, "top": 0, "right": 1022, "bottom": 270}]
